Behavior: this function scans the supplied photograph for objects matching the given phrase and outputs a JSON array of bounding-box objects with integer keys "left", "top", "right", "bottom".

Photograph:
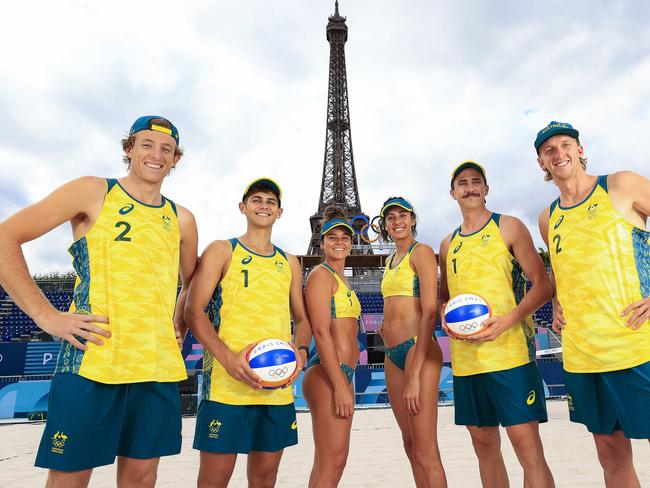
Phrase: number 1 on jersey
[{"left": 241, "top": 269, "right": 249, "bottom": 287}]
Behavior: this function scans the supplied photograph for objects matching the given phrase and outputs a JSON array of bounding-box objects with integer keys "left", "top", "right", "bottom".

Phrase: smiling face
[
  {"left": 239, "top": 190, "right": 282, "bottom": 227},
  {"left": 322, "top": 227, "right": 352, "bottom": 261},
  {"left": 450, "top": 168, "right": 489, "bottom": 209},
  {"left": 125, "top": 130, "right": 180, "bottom": 183},
  {"left": 384, "top": 207, "right": 416, "bottom": 242},
  {"left": 537, "top": 135, "right": 585, "bottom": 182}
]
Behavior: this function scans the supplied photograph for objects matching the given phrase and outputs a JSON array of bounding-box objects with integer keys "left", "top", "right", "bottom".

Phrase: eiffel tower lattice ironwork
[{"left": 308, "top": 1, "right": 371, "bottom": 255}]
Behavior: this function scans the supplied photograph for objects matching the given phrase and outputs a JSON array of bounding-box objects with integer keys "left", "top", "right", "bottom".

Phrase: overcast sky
[{"left": 1, "top": 0, "right": 649, "bottom": 273}]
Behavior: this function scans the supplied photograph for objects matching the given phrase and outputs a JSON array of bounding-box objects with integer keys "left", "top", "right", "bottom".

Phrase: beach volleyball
[
  {"left": 247, "top": 338, "right": 297, "bottom": 389},
  {"left": 444, "top": 293, "right": 492, "bottom": 338}
]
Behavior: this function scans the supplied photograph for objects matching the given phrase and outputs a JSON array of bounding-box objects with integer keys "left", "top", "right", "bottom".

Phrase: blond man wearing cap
[
  {"left": 185, "top": 177, "right": 311, "bottom": 488},
  {"left": 0, "top": 116, "right": 198, "bottom": 487},
  {"left": 439, "top": 161, "right": 555, "bottom": 488},
  {"left": 536, "top": 121, "right": 650, "bottom": 487}
]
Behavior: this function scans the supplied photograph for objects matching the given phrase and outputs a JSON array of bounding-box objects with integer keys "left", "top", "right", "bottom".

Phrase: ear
[
  {"left": 537, "top": 156, "right": 547, "bottom": 172},
  {"left": 277, "top": 207, "right": 283, "bottom": 219},
  {"left": 484, "top": 184, "right": 489, "bottom": 196},
  {"left": 173, "top": 153, "right": 182, "bottom": 165},
  {"left": 578, "top": 145, "right": 584, "bottom": 157},
  {"left": 239, "top": 202, "right": 246, "bottom": 214},
  {"left": 450, "top": 188, "right": 458, "bottom": 202}
]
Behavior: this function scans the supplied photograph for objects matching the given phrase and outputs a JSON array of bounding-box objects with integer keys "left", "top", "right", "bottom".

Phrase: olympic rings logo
[
  {"left": 456, "top": 321, "right": 482, "bottom": 332},
  {"left": 350, "top": 214, "right": 382, "bottom": 244},
  {"left": 268, "top": 367, "right": 289, "bottom": 378}
]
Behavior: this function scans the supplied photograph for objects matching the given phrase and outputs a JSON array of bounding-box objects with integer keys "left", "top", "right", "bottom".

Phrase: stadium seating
[{"left": 0, "top": 291, "right": 72, "bottom": 342}]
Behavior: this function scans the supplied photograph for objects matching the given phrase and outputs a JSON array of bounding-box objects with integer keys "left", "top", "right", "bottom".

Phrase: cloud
[{"left": 1, "top": 0, "right": 649, "bottom": 272}]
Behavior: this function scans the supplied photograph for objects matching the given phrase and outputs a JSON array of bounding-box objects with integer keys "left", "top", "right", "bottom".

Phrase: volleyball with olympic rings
[
  {"left": 444, "top": 293, "right": 492, "bottom": 339},
  {"left": 247, "top": 338, "right": 297, "bottom": 389}
]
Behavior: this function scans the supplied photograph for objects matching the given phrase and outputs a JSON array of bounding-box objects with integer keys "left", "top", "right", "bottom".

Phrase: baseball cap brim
[
  {"left": 130, "top": 115, "right": 179, "bottom": 144},
  {"left": 451, "top": 161, "right": 486, "bottom": 186},
  {"left": 380, "top": 198, "right": 414, "bottom": 217},
  {"left": 243, "top": 177, "right": 283, "bottom": 201},
  {"left": 534, "top": 121, "right": 579, "bottom": 151},
  {"left": 321, "top": 218, "right": 355, "bottom": 236}
]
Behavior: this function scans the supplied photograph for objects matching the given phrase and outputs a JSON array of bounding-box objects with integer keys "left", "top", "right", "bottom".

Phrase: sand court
[{"left": 1, "top": 400, "right": 648, "bottom": 487}]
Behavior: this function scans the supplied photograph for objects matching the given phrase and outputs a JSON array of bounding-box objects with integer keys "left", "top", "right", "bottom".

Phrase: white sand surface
[{"left": 1, "top": 401, "right": 648, "bottom": 487}]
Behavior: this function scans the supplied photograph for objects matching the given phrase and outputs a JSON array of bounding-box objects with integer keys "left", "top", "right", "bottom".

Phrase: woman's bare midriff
[{"left": 382, "top": 296, "right": 422, "bottom": 347}]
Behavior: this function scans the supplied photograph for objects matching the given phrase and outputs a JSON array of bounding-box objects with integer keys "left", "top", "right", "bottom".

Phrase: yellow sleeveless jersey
[
  {"left": 548, "top": 175, "right": 650, "bottom": 373},
  {"left": 203, "top": 239, "right": 293, "bottom": 405},
  {"left": 321, "top": 263, "right": 361, "bottom": 319},
  {"left": 446, "top": 214, "right": 535, "bottom": 376},
  {"left": 381, "top": 242, "right": 421, "bottom": 298},
  {"left": 55, "top": 178, "right": 186, "bottom": 384}
]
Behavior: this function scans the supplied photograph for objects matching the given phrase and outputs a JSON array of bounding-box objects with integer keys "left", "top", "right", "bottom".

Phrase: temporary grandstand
[{"left": 0, "top": 261, "right": 565, "bottom": 420}]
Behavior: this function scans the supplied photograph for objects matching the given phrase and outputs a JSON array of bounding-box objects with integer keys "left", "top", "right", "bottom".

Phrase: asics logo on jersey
[
  {"left": 241, "top": 256, "right": 253, "bottom": 265},
  {"left": 553, "top": 215, "right": 564, "bottom": 229},
  {"left": 268, "top": 367, "right": 289, "bottom": 378},
  {"left": 453, "top": 242, "right": 463, "bottom": 253},
  {"left": 119, "top": 203, "right": 135, "bottom": 215},
  {"left": 526, "top": 390, "right": 536, "bottom": 405}
]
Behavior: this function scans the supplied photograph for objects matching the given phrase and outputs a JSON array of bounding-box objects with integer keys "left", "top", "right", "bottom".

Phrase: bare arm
[
  {"left": 173, "top": 205, "right": 199, "bottom": 348},
  {"left": 184, "top": 240, "right": 261, "bottom": 389},
  {"left": 609, "top": 171, "right": 650, "bottom": 328},
  {"left": 0, "top": 176, "right": 110, "bottom": 349},
  {"left": 437, "top": 235, "right": 452, "bottom": 334},
  {"left": 469, "top": 216, "right": 552, "bottom": 342},
  {"left": 305, "top": 266, "right": 354, "bottom": 418},
  {"left": 287, "top": 254, "right": 311, "bottom": 374},
  {"left": 539, "top": 207, "right": 565, "bottom": 334},
  {"left": 403, "top": 243, "right": 438, "bottom": 415}
]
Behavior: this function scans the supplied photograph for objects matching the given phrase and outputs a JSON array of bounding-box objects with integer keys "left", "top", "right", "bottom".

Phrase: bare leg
[
  {"left": 303, "top": 365, "right": 354, "bottom": 488},
  {"left": 466, "top": 426, "right": 509, "bottom": 488},
  {"left": 116, "top": 456, "right": 160, "bottom": 488},
  {"left": 505, "top": 422, "right": 554, "bottom": 488},
  {"left": 404, "top": 340, "right": 447, "bottom": 487},
  {"left": 45, "top": 469, "right": 93, "bottom": 488},
  {"left": 247, "top": 450, "right": 284, "bottom": 488},
  {"left": 197, "top": 451, "right": 237, "bottom": 488},
  {"left": 385, "top": 357, "right": 427, "bottom": 487},
  {"left": 593, "top": 431, "right": 640, "bottom": 488}
]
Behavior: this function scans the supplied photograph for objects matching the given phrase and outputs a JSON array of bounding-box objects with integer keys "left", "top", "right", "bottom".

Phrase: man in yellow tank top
[
  {"left": 536, "top": 121, "right": 650, "bottom": 487},
  {"left": 439, "top": 161, "right": 555, "bottom": 487},
  {"left": 184, "top": 177, "right": 312, "bottom": 487},
  {"left": 0, "top": 116, "right": 199, "bottom": 487}
]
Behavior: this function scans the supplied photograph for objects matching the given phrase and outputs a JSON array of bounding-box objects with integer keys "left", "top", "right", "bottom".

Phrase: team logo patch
[
  {"left": 291, "top": 420, "right": 298, "bottom": 430},
  {"left": 453, "top": 241, "right": 463, "bottom": 253},
  {"left": 526, "top": 390, "right": 536, "bottom": 405},
  {"left": 51, "top": 431, "right": 68, "bottom": 454},
  {"left": 275, "top": 260, "right": 285, "bottom": 271},
  {"left": 567, "top": 394, "right": 575, "bottom": 411},
  {"left": 208, "top": 419, "right": 222, "bottom": 439},
  {"left": 161, "top": 215, "right": 172, "bottom": 230},
  {"left": 119, "top": 203, "right": 135, "bottom": 215},
  {"left": 553, "top": 215, "right": 564, "bottom": 229},
  {"left": 241, "top": 256, "right": 253, "bottom": 265},
  {"left": 587, "top": 203, "right": 599, "bottom": 218},
  {"left": 481, "top": 234, "right": 491, "bottom": 246}
]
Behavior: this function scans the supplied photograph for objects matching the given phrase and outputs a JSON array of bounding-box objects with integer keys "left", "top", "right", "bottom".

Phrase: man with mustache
[{"left": 439, "top": 161, "right": 555, "bottom": 487}]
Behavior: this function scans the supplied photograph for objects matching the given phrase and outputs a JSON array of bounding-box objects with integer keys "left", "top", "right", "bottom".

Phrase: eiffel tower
[{"left": 308, "top": 1, "right": 371, "bottom": 255}]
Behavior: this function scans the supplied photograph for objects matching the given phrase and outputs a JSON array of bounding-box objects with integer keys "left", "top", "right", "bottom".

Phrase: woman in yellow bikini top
[
  {"left": 302, "top": 207, "right": 361, "bottom": 486},
  {"left": 379, "top": 197, "right": 447, "bottom": 486}
]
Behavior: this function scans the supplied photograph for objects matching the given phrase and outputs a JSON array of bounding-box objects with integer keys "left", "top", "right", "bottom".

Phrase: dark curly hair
[
  {"left": 378, "top": 196, "right": 417, "bottom": 243},
  {"left": 319, "top": 205, "right": 352, "bottom": 240}
]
